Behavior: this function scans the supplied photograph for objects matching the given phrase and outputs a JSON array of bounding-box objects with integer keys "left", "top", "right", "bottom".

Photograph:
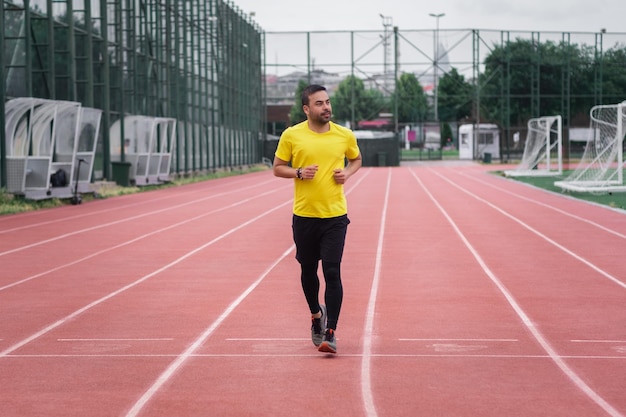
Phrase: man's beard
[{"left": 314, "top": 111, "right": 331, "bottom": 124}]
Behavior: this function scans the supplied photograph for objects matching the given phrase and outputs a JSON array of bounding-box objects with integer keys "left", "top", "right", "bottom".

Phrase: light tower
[{"left": 429, "top": 12, "right": 445, "bottom": 121}]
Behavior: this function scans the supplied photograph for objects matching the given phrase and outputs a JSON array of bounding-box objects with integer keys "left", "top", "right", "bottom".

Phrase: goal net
[
  {"left": 505, "top": 115, "right": 562, "bottom": 177},
  {"left": 554, "top": 102, "right": 626, "bottom": 192}
]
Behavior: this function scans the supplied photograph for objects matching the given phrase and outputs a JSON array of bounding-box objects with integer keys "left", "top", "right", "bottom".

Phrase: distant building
[
  {"left": 265, "top": 69, "right": 343, "bottom": 105},
  {"left": 265, "top": 44, "right": 449, "bottom": 104}
]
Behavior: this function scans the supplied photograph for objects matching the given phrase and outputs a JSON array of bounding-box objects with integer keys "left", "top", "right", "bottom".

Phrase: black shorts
[{"left": 292, "top": 214, "right": 350, "bottom": 264}]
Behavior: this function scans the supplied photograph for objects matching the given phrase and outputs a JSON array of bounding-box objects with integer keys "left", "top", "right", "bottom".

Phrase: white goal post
[
  {"left": 505, "top": 115, "right": 562, "bottom": 177},
  {"left": 554, "top": 101, "right": 626, "bottom": 193}
]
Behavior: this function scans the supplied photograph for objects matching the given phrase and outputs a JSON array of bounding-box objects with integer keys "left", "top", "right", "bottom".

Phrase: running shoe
[
  {"left": 318, "top": 328, "right": 337, "bottom": 354},
  {"left": 311, "top": 304, "right": 327, "bottom": 347}
]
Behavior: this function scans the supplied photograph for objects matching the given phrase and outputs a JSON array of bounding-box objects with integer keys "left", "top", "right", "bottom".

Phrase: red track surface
[{"left": 1, "top": 163, "right": 625, "bottom": 417}]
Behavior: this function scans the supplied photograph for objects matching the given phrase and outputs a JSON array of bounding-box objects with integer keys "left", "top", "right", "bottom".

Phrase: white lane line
[
  {"left": 0, "top": 179, "right": 281, "bottom": 257},
  {"left": 0, "top": 175, "right": 276, "bottom": 235},
  {"left": 124, "top": 245, "right": 295, "bottom": 417},
  {"left": 7, "top": 353, "right": 626, "bottom": 359},
  {"left": 433, "top": 169, "right": 626, "bottom": 290},
  {"left": 0, "top": 184, "right": 289, "bottom": 292},
  {"left": 225, "top": 338, "right": 309, "bottom": 341},
  {"left": 0, "top": 198, "right": 292, "bottom": 358},
  {"left": 572, "top": 340, "right": 626, "bottom": 343},
  {"left": 123, "top": 168, "right": 372, "bottom": 416},
  {"left": 361, "top": 168, "right": 392, "bottom": 417},
  {"left": 412, "top": 169, "right": 624, "bottom": 417},
  {"left": 400, "top": 338, "right": 518, "bottom": 342},
  {"left": 456, "top": 170, "right": 626, "bottom": 240},
  {"left": 57, "top": 338, "right": 174, "bottom": 342}
]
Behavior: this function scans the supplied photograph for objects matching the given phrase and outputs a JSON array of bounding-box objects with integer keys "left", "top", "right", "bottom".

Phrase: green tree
[
  {"left": 394, "top": 73, "right": 428, "bottom": 123},
  {"left": 437, "top": 68, "right": 473, "bottom": 122},
  {"left": 289, "top": 79, "right": 308, "bottom": 125},
  {"left": 331, "top": 75, "right": 386, "bottom": 127},
  {"left": 441, "top": 123, "right": 454, "bottom": 147},
  {"left": 479, "top": 38, "right": 604, "bottom": 127},
  {"left": 601, "top": 45, "right": 626, "bottom": 105}
]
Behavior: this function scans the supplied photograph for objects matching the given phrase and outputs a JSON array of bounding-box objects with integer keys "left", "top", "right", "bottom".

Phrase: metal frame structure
[
  {"left": 263, "top": 28, "right": 624, "bottom": 161},
  {"left": 504, "top": 115, "right": 563, "bottom": 177}
]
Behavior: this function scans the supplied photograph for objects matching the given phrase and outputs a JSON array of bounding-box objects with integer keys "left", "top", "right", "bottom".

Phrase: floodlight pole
[
  {"left": 380, "top": 13, "right": 393, "bottom": 94},
  {"left": 429, "top": 13, "right": 445, "bottom": 122}
]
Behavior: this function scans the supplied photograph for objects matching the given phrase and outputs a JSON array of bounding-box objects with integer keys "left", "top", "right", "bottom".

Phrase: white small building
[{"left": 458, "top": 123, "right": 500, "bottom": 160}]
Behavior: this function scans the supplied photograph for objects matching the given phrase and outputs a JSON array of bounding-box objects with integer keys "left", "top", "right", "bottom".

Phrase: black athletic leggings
[
  {"left": 300, "top": 261, "right": 343, "bottom": 330},
  {"left": 292, "top": 214, "right": 350, "bottom": 331}
]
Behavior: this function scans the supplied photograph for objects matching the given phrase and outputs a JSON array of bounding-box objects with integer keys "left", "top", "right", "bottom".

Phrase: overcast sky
[{"left": 233, "top": 0, "right": 624, "bottom": 33}]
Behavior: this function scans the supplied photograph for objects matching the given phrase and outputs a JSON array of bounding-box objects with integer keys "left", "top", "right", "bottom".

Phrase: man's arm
[
  {"left": 273, "top": 156, "right": 299, "bottom": 179},
  {"left": 274, "top": 157, "right": 319, "bottom": 180}
]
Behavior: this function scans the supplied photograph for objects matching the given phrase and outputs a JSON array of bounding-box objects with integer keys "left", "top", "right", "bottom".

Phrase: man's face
[{"left": 304, "top": 90, "right": 332, "bottom": 124}]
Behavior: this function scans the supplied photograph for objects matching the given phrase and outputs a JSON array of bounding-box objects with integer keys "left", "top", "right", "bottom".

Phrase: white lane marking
[
  {"left": 225, "top": 338, "right": 309, "bottom": 341},
  {"left": 57, "top": 338, "right": 174, "bottom": 342},
  {"left": 411, "top": 169, "right": 624, "bottom": 417},
  {"left": 0, "top": 175, "right": 276, "bottom": 235},
  {"left": 125, "top": 170, "right": 372, "bottom": 416},
  {"left": 124, "top": 245, "right": 295, "bottom": 417},
  {"left": 456, "top": 170, "right": 626, "bottom": 240},
  {"left": 571, "top": 340, "right": 626, "bottom": 343},
  {"left": 0, "top": 179, "right": 281, "bottom": 257},
  {"left": 0, "top": 199, "right": 292, "bottom": 358},
  {"left": 361, "top": 168, "right": 392, "bottom": 417},
  {"left": 0, "top": 185, "right": 289, "bottom": 292},
  {"left": 400, "top": 338, "right": 518, "bottom": 342},
  {"left": 6, "top": 353, "right": 626, "bottom": 359},
  {"left": 434, "top": 169, "right": 626, "bottom": 289}
]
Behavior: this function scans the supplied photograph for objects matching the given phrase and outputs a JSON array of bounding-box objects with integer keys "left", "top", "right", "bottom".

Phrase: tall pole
[
  {"left": 379, "top": 14, "right": 392, "bottom": 95},
  {"left": 429, "top": 13, "right": 444, "bottom": 122}
]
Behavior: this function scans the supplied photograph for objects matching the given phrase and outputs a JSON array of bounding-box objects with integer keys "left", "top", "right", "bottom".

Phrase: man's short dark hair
[{"left": 301, "top": 84, "right": 327, "bottom": 106}]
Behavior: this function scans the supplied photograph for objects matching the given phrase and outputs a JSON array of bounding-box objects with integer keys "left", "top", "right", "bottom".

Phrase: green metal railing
[{"left": 1, "top": 0, "right": 264, "bottom": 188}]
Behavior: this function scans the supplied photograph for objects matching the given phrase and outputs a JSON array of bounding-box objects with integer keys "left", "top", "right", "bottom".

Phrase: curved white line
[
  {"left": 433, "top": 169, "right": 625, "bottom": 289},
  {"left": 360, "top": 168, "right": 392, "bottom": 417},
  {"left": 411, "top": 169, "right": 623, "bottom": 417},
  {"left": 457, "top": 169, "right": 626, "bottom": 239}
]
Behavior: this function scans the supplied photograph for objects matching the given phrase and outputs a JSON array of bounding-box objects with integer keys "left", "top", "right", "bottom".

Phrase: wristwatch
[{"left": 296, "top": 167, "right": 303, "bottom": 180}]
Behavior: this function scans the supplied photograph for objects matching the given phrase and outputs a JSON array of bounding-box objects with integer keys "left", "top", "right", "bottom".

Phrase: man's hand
[
  {"left": 333, "top": 168, "right": 347, "bottom": 184},
  {"left": 302, "top": 165, "right": 319, "bottom": 180}
]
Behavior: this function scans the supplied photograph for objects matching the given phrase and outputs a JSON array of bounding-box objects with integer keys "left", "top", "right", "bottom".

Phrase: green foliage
[
  {"left": 289, "top": 79, "right": 308, "bottom": 125},
  {"left": 502, "top": 171, "right": 626, "bottom": 211},
  {"left": 441, "top": 123, "right": 453, "bottom": 146},
  {"left": 437, "top": 68, "right": 473, "bottom": 122},
  {"left": 479, "top": 38, "right": 626, "bottom": 127},
  {"left": 0, "top": 190, "right": 64, "bottom": 216},
  {"left": 394, "top": 73, "right": 428, "bottom": 123},
  {"left": 601, "top": 45, "right": 626, "bottom": 104},
  {"left": 331, "top": 75, "right": 387, "bottom": 126}
]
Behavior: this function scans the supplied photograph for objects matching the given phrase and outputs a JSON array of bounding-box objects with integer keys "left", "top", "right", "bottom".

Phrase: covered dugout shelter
[
  {"left": 109, "top": 116, "right": 176, "bottom": 186},
  {"left": 1, "top": 0, "right": 264, "bottom": 198},
  {"left": 4, "top": 98, "right": 101, "bottom": 200}
]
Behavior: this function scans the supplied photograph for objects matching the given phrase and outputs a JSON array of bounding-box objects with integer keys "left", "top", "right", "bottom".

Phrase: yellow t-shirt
[{"left": 275, "top": 121, "right": 361, "bottom": 218}]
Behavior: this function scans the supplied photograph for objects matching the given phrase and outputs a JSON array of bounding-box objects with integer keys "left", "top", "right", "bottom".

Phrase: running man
[{"left": 273, "top": 84, "right": 362, "bottom": 354}]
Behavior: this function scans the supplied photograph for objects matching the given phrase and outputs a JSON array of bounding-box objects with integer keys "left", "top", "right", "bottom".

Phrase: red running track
[{"left": 1, "top": 163, "right": 625, "bottom": 417}]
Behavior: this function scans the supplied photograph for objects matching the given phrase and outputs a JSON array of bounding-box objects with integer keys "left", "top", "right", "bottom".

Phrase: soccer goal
[
  {"left": 505, "top": 115, "right": 562, "bottom": 177},
  {"left": 554, "top": 102, "right": 626, "bottom": 193}
]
